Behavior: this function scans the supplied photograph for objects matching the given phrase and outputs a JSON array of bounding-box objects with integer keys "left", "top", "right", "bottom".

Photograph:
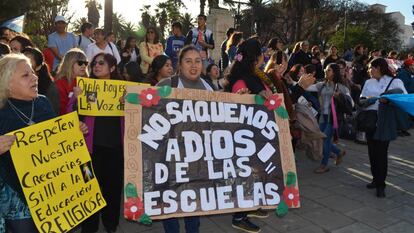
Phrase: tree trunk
[
  {"left": 200, "top": 0, "right": 205, "bottom": 15},
  {"left": 104, "top": 0, "right": 113, "bottom": 33}
]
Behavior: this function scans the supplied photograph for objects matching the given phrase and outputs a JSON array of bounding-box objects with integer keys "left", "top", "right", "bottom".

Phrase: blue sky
[{"left": 362, "top": 0, "right": 414, "bottom": 25}]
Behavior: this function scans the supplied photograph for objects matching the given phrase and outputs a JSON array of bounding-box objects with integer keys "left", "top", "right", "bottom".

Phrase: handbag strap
[{"left": 382, "top": 77, "right": 395, "bottom": 94}]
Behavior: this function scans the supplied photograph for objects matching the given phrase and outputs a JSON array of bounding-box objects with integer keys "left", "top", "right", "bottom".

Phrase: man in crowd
[
  {"left": 165, "top": 22, "right": 186, "bottom": 70},
  {"left": 185, "top": 14, "right": 215, "bottom": 71},
  {"left": 48, "top": 15, "right": 77, "bottom": 72},
  {"left": 77, "top": 22, "right": 95, "bottom": 53}
]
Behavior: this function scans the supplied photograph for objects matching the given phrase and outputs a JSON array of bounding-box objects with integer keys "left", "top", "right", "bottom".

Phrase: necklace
[{"left": 7, "top": 100, "right": 35, "bottom": 126}]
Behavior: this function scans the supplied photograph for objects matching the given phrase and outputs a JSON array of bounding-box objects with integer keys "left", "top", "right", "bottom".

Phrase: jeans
[
  {"left": 163, "top": 217, "right": 200, "bottom": 233},
  {"left": 320, "top": 115, "right": 340, "bottom": 166}
]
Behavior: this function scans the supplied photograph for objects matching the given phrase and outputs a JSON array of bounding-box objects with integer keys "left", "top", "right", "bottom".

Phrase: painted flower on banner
[
  {"left": 283, "top": 186, "right": 299, "bottom": 208},
  {"left": 264, "top": 95, "right": 282, "bottom": 111},
  {"left": 139, "top": 88, "right": 161, "bottom": 107},
  {"left": 124, "top": 197, "right": 144, "bottom": 220}
]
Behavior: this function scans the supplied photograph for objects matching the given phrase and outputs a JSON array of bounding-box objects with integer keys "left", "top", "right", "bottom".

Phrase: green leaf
[
  {"left": 286, "top": 172, "right": 297, "bottom": 187},
  {"left": 255, "top": 95, "right": 265, "bottom": 105},
  {"left": 125, "top": 183, "right": 138, "bottom": 198},
  {"left": 157, "top": 86, "right": 172, "bottom": 98},
  {"left": 125, "top": 93, "right": 140, "bottom": 104},
  {"left": 275, "top": 200, "right": 289, "bottom": 217},
  {"left": 275, "top": 107, "right": 289, "bottom": 119},
  {"left": 139, "top": 213, "right": 152, "bottom": 225}
]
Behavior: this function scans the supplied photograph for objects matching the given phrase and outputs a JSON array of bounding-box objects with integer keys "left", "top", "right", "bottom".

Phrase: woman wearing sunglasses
[
  {"left": 71, "top": 53, "right": 124, "bottom": 233},
  {"left": 139, "top": 27, "right": 164, "bottom": 75},
  {"left": 55, "top": 48, "right": 89, "bottom": 115}
]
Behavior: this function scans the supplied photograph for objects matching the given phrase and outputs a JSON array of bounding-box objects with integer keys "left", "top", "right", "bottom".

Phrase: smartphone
[{"left": 276, "top": 51, "right": 283, "bottom": 65}]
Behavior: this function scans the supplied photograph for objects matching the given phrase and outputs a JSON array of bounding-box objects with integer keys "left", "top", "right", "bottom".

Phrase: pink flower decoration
[
  {"left": 139, "top": 88, "right": 161, "bottom": 107},
  {"left": 264, "top": 95, "right": 282, "bottom": 111}
]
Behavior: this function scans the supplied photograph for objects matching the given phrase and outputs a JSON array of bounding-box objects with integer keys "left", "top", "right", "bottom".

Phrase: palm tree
[
  {"left": 281, "top": 0, "right": 320, "bottom": 42},
  {"left": 85, "top": 0, "right": 101, "bottom": 27},
  {"left": 180, "top": 13, "right": 194, "bottom": 36},
  {"left": 72, "top": 17, "right": 88, "bottom": 34},
  {"left": 112, "top": 12, "right": 126, "bottom": 39},
  {"left": 200, "top": 0, "right": 206, "bottom": 15}
]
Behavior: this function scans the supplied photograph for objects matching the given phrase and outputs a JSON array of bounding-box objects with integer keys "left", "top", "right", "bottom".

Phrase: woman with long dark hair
[
  {"left": 307, "top": 63, "right": 352, "bottom": 173},
  {"left": 121, "top": 36, "right": 140, "bottom": 65},
  {"left": 147, "top": 55, "right": 173, "bottom": 86}
]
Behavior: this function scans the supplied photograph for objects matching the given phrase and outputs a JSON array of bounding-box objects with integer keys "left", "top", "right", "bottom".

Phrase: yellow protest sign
[
  {"left": 8, "top": 112, "right": 106, "bottom": 233},
  {"left": 77, "top": 77, "right": 147, "bottom": 116}
]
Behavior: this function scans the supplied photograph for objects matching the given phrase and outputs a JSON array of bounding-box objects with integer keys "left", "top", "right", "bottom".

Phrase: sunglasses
[
  {"left": 76, "top": 60, "right": 89, "bottom": 66},
  {"left": 92, "top": 60, "right": 105, "bottom": 66}
]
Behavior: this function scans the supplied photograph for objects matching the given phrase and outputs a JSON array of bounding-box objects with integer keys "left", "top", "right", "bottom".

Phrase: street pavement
[{"left": 83, "top": 129, "right": 414, "bottom": 233}]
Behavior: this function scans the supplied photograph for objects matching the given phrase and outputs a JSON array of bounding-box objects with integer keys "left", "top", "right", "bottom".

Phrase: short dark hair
[
  {"left": 81, "top": 22, "right": 93, "bottom": 33},
  {"left": 10, "top": 35, "right": 34, "bottom": 50},
  {"left": 304, "top": 64, "right": 316, "bottom": 74},
  {"left": 336, "top": 59, "right": 347, "bottom": 67},
  {"left": 197, "top": 14, "right": 207, "bottom": 21},
  {"left": 172, "top": 22, "right": 182, "bottom": 30},
  {"left": 94, "top": 28, "right": 105, "bottom": 36}
]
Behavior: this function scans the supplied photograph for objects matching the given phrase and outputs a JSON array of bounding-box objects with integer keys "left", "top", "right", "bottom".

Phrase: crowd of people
[{"left": 0, "top": 11, "right": 413, "bottom": 233}]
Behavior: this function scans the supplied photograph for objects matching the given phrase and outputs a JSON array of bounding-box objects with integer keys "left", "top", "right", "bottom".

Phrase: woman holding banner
[
  {"left": 0, "top": 54, "right": 87, "bottom": 232},
  {"left": 71, "top": 53, "right": 124, "bottom": 233},
  {"left": 156, "top": 45, "right": 216, "bottom": 233},
  {"left": 55, "top": 48, "right": 89, "bottom": 115}
]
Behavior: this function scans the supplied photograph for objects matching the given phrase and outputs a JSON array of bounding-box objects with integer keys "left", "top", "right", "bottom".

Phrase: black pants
[
  {"left": 81, "top": 145, "right": 123, "bottom": 233},
  {"left": 6, "top": 218, "right": 37, "bottom": 233},
  {"left": 366, "top": 132, "right": 390, "bottom": 189}
]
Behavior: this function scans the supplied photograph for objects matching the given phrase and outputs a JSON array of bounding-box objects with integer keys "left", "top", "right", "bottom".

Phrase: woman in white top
[
  {"left": 307, "top": 63, "right": 351, "bottom": 173},
  {"left": 360, "top": 57, "right": 407, "bottom": 198},
  {"left": 86, "top": 28, "right": 121, "bottom": 64}
]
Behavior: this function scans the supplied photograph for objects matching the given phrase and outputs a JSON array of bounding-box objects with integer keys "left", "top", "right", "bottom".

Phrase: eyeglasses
[
  {"left": 92, "top": 60, "right": 105, "bottom": 66},
  {"left": 77, "top": 60, "right": 89, "bottom": 66}
]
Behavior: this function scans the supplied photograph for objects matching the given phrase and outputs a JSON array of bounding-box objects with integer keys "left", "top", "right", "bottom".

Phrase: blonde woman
[{"left": 55, "top": 48, "right": 89, "bottom": 115}]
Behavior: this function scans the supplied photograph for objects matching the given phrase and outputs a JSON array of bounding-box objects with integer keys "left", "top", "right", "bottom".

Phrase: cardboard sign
[
  {"left": 77, "top": 77, "right": 147, "bottom": 116},
  {"left": 8, "top": 112, "right": 106, "bottom": 233},
  {"left": 123, "top": 86, "right": 299, "bottom": 221}
]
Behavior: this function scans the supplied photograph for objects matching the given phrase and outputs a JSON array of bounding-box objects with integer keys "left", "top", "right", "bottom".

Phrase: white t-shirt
[
  {"left": 361, "top": 75, "right": 407, "bottom": 111},
  {"left": 86, "top": 42, "right": 121, "bottom": 64}
]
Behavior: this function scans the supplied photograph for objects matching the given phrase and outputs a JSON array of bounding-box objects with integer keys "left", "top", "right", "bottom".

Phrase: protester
[
  {"left": 22, "top": 47, "right": 60, "bottom": 114},
  {"left": 0, "top": 27, "right": 13, "bottom": 41},
  {"left": 226, "top": 31, "right": 243, "bottom": 64},
  {"left": 353, "top": 44, "right": 364, "bottom": 60},
  {"left": 307, "top": 63, "right": 351, "bottom": 173},
  {"left": 139, "top": 27, "right": 164, "bottom": 75},
  {"left": 311, "top": 45, "right": 324, "bottom": 81},
  {"left": 105, "top": 32, "right": 116, "bottom": 44},
  {"left": 86, "top": 28, "right": 121, "bottom": 64},
  {"left": 122, "top": 61, "right": 145, "bottom": 83},
  {"left": 9, "top": 35, "right": 34, "bottom": 53},
  {"left": 220, "top": 27, "right": 235, "bottom": 72},
  {"left": 48, "top": 15, "right": 77, "bottom": 71},
  {"left": 55, "top": 48, "right": 89, "bottom": 115},
  {"left": 157, "top": 45, "right": 216, "bottom": 233},
  {"left": 77, "top": 22, "right": 95, "bottom": 53},
  {"left": 185, "top": 14, "right": 215, "bottom": 70},
  {"left": 352, "top": 54, "right": 369, "bottom": 105},
  {"left": 396, "top": 58, "right": 414, "bottom": 94},
  {"left": 288, "top": 41, "right": 312, "bottom": 67},
  {"left": 121, "top": 36, "right": 140, "bottom": 65},
  {"left": 361, "top": 57, "right": 407, "bottom": 198},
  {"left": 323, "top": 46, "right": 340, "bottom": 69},
  {"left": 205, "top": 63, "right": 228, "bottom": 91},
  {"left": 147, "top": 55, "right": 173, "bottom": 86},
  {"left": 75, "top": 53, "right": 124, "bottom": 233},
  {"left": 0, "top": 54, "right": 87, "bottom": 233},
  {"left": 165, "top": 22, "right": 186, "bottom": 70}
]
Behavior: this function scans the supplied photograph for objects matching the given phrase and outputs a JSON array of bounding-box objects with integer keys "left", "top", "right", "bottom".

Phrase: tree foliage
[{"left": 85, "top": 0, "right": 101, "bottom": 27}]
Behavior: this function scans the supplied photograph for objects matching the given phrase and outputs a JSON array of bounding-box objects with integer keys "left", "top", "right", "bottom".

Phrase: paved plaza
[{"left": 83, "top": 129, "right": 414, "bottom": 233}]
